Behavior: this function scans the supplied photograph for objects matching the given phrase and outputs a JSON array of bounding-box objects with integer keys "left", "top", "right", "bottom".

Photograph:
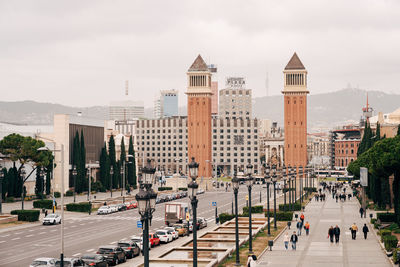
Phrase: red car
[
  {"left": 148, "top": 233, "right": 160, "bottom": 247},
  {"left": 124, "top": 202, "right": 133, "bottom": 210},
  {"left": 131, "top": 201, "right": 138, "bottom": 209}
]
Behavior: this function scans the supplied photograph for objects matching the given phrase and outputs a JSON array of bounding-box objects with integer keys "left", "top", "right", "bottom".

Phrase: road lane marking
[
  {"left": 0, "top": 241, "right": 5, "bottom": 244},
  {"left": 11, "top": 237, "right": 20, "bottom": 240},
  {"left": 73, "top": 253, "right": 81, "bottom": 257},
  {"left": 2, "top": 234, "right": 10, "bottom": 237},
  {"left": 51, "top": 229, "right": 57, "bottom": 232},
  {"left": 71, "top": 225, "right": 77, "bottom": 228},
  {"left": 110, "top": 241, "right": 117, "bottom": 244},
  {"left": 29, "top": 229, "right": 35, "bottom": 232},
  {"left": 86, "top": 248, "right": 95, "bottom": 252},
  {"left": 15, "top": 232, "right": 22, "bottom": 234},
  {"left": 79, "top": 223, "right": 85, "bottom": 226},
  {"left": 39, "top": 232, "right": 46, "bottom": 235},
  {"left": 26, "top": 234, "right": 34, "bottom": 237}
]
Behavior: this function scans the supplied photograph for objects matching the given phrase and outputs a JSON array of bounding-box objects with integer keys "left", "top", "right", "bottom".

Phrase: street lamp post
[
  {"left": 40, "top": 169, "right": 46, "bottom": 199},
  {"left": 135, "top": 159, "right": 157, "bottom": 267},
  {"left": 232, "top": 173, "right": 241, "bottom": 266},
  {"left": 246, "top": 161, "right": 254, "bottom": 254},
  {"left": 110, "top": 166, "right": 114, "bottom": 198},
  {"left": 72, "top": 166, "right": 77, "bottom": 203},
  {"left": 294, "top": 166, "right": 297, "bottom": 205},
  {"left": 0, "top": 169, "right": 3, "bottom": 214},
  {"left": 288, "top": 165, "right": 292, "bottom": 211},
  {"left": 272, "top": 165, "right": 277, "bottom": 230},
  {"left": 282, "top": 165, "right": 287, "bottom": 211},
  {"left": 264, "top": 164, "right": 271, "bottom": 235},
  {"left": 299, "top": 166, "right": 303, "bottom": 204},
  {"left": 38, "top": 144, "right": 65, "bottom": 267},
  {"left": 188, "top": 157, "right": 199, "bottom": 267}
]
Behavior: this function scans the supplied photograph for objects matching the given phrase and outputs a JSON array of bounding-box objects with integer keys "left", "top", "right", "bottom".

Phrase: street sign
[
  {"left": 186, "top": 212, "right": 190, "bottom": 221},
  {"left": 360, "top": 167, "right": 368, "bottom": 187},
  {"left": 246, "top": 195, "right": 249, "bottom": 201},
  {"left": 137, "top": 221, "right": 142, "bottom": 228},
  {"left": 212, "top": 201, "right": 217, "bottom": 206}
]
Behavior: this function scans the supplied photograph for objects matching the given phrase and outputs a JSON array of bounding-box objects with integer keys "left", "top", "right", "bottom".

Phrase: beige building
[
  {"left": 307, "top": 133, "right": 330, "bottom": 167},
  {"left": 219, "top": 77, "right": 252, "bottom": 120},
  {"left": 262, "top": 122, "right": 284, "bottom": 167},
  {"left": 369, "top": 108, "right": 400, "bottom": 138}
]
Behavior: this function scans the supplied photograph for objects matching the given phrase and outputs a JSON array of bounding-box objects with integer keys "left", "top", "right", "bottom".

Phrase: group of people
[
  {"left": 283, "top": 213, "right": 309, "bottom": 250},
  {"left": 314, "top": 193, "right": 326, "bottom": 201}
]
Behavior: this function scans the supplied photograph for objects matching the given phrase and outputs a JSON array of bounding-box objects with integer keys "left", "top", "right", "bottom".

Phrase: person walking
[
  {"left": 297, "top": 220, "right": 302, "bottom": 236},
  {"left": 333, "top": 225, "right": 341, "bottom": 243},
  {"left": 283, "top": 232, "right": 290, "bottom": 250},
  {"left": 247, "top": 254, "right": 256, "bottom": 267},
  {"left": 328, "top": 226, "right": 335, "bottom": 243},
  {"left": 304, "top": 221, "right": 310, "bottom": 236},
  {"left": 300, "top": 213, "right": 305, "bottom": 226},
  {"left": 335, "top": 194, "right": 339, "bottom": 202},
  {"left": 350, "top": 223, "right": 358, "bottom": 240},
  {"left": 362, "top": 223, "right": 369, "bottom": 239},
  {"left": 359, "top": 207, "right": 364, "bottom": 218},
  {"left": 290, "top": 231, "right": 298, "bottom": 250}
]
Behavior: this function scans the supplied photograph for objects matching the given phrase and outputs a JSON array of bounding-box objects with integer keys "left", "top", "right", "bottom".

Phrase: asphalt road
[{"left": 0, "top": 185, "right": 274, "bottom": 267}]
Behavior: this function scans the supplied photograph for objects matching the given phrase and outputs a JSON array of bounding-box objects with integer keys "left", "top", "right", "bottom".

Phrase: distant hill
[{"left": 0, "top": 88, "right": 399, "bottom": 130}]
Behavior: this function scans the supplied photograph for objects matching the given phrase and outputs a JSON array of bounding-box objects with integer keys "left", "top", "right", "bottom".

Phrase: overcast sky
[{"left": 0, "top": 0, "right": 399, "bottom": 108}]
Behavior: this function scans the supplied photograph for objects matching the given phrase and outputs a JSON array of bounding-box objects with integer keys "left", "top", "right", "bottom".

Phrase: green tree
[
  {"left": 108, "top": 135, "right": 117, "bottom": 189},
  {"left": 72, "top": 131, "right": 81, "bottom": 192},
  {"left": 99, "top": 143, "right": 110, "bottom": 189},
  {"left": 34, "top": 166, "right": 44, "bottom": 199},
  {"left": 397, "top": 125, "right": 400, "bottom": 136},
  {"left": 78, "top": 130, "right": 86, "bottom": 192},
  {"left": 0, "top": 134, "right": 53, "bottom": 206},
  {"left": 119, "top": 136, "right": 126, "bottom": 189},
  {"left": 128, "top": 135, "right": 137, "bottom": 189}
]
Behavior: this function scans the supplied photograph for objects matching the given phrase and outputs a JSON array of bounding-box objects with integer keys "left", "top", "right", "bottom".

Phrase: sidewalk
[{"left": 257, "top": 185, "right": 391, "bottom": 267}]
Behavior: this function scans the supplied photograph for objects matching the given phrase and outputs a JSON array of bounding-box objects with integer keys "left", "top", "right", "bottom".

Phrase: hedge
[
  {"left": 388, "top": 223, "right": 399, "bottom": 231},
  {"left": 279, "top": 202, "right": 301, "bottom": 211},
  {"left": 10, "top": 210, "right": 40, "bottom": 222},
  {"left": 393, "top": 248, "right": 400, "bottom": 263},
  {"left": 158, "top": 187, "right": 173, "bottom": 191},
  {"left": 374, "top": 222, "right": 381, "bottom": 229},
  {"left": 65, "top": 190, "right": 74, "bottom": 197},
  {"left": 178, "top": 187, "right": 188, "bottom": 191},
  {"left": 66, "top": 202, "right": 91, "bottom": 212},
  {"left": 5, "top": 197, "right": 15, "bottom": 203},
  {"left": 379, "top": 229, "right": 392, "bottom": 241},
  {"left": 377, "top": 212, "right": 396, "bottom": 223},
  {"left": 383, "top": 235, "right": 398, "bottom": 251},
  {"left": 33, "top": 199, "right": 56, "bottom": 209},
  {"left": 265, "top": 211, "right": 293, "bottom": 221},
  {"left": 219, "top": 213, "right": 248, "bottom": 224},
  {"left": 370, "top": 218, "right": 377, "bottom": 224},
  {"left": 243, "top": 205, "right": 264, "bottom": 214},
  {"left": 54, "top": 192, "right": 61, "bottom": 198},
  {"left": 303, "top": 187, "right": 317, "bottom": 192}
]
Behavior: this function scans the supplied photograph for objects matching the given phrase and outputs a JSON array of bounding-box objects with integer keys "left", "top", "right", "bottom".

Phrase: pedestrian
[
  {"left": 283, "top": 232, "right": 290, "bottom": 250},
  {"left": 350, "top": 223, "right": 358, "bottom": 240},
  {"left": 297, "top": 220, "right": 302, "bottom": 236},
  {"left": 334, "top": 225, "right": 341, "bottom": 243},
  {"left": 247, "top": 254, "right": 256, "bottom": 267},
  {"left": 290, "top": 231, "right": 298, "bottom": 250},
  {"left": 304, "top": 221, "right": 310, "bottom": 236},
  {"left": 362, "top": 223, "right": 369, "bottom": 239},
  {"left": 300, "top": 213, "right": 305, "bottom": 225},
  {"left": 335, "top": 194, "right": 338, "bottom": 202},
  {"left": 359, "top": 207, "right": 364, "bottom": 218},
  {"left": 328, "top": 226, "right": 335, "bottom": 243},
  {"left": 348, "top": 193, "right": 352, "bottom": 200}
]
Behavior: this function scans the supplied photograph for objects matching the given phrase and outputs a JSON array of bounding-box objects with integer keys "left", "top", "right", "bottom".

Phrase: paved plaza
[{"left": 258, "top": 187, "right": 391, "bottom": 267}]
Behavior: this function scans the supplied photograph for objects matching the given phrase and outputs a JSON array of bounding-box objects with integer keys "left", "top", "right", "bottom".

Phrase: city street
[{"left": 0, "top": 185, "right": 272, "bottom": 267}]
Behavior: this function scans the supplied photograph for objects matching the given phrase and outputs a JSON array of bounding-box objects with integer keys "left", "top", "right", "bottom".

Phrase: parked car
[
  {"left": 124, "top": 202, "right": 133, "bottom": 210},
  {"left": 148, "top": 233, "right": 160, "bottom": 247},
  {"left": 42, "top": 214, "right": 61, "bottom": 225},
  {"left": 172, "top": 223, "right": 188, "bottom": 236},
  {"left": 130, "top": 236, "right": 145, "bottom": 251},
  {"left": 117, "top": 204, "right": 126, "bottom": 211},
  {"left": 197, "top": 189, "right": 205, "bottom": 195},
  {"left": 165, "top": 227, "right": 179, "bottom": 240},
  {"left": 117, "top": 240, "right": 141, "bottom": 258},
  {"left": 188, "top": 219, "right": 200, "bottom": 232},
  {"left": 109, "top": 205, "right": 118, "bottom": 213},
  {"left": 81, "top": 254, "right": 108, "bottom": 267},
  {"left": 97, "top": 245, "right": 126, "bottom": 266},
  {"left": 198, "top": 217, "right": 207, "bottom": 229},
  {"left": 156, "top": 230, "right": 173, "bottom": 243},
  {"left": 55, "top": 258, "right": 86, "bottom": 266},
  {"left": 97, "top": 206, "right": 111, "bottom": 215},
  {"left": 131, "top": 201, "right": 138, "bottom": 208},
  {"left": 30, "top": 258, "right": 56, "bottom": 267}
]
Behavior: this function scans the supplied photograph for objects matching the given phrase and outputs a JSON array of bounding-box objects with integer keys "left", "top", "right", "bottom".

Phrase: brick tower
[
  {"left": 283, "top": 53, "right": 309, "bottom": 167},
  {"left": 186, "top": 55, "right": 212, "bottom": 177}
]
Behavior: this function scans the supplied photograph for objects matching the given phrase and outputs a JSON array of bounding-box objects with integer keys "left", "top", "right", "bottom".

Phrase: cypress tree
[
  {"left": 120, "top": 137, "right": 126, "bottom": 189},
  {"left": 72, "top": 131, "right": 80, "bottom": 192},
  {"left": 45, "top": 167, "right": 51, "bottom": 195},
  {"left": 128, "top": 135, "right": 137, "bottom": 189},
  {"left": 108, "top": 135, "right": 117, "bottom": 189},
  {"left": 99, "top": 143, "right": 109, "bottom": 189},
  {"left": 35, "top": 166, "right": 43, "bottom": 198},
  {"left": 397, "top": 125, "right": 400, "bottom": 136},
  {"left": 375, "top": 122, "right": 381, "bottom": 142},
  {"left": 79, "top": 130, "right": 86, "bottom": 192}
]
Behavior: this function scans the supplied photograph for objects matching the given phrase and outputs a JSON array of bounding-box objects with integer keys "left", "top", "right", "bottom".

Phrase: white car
[
  {"left": 165, "top": 227, "right": 179, "bottom": 240},
  {"left": 156, "top": 230, "right": 173, "bottom": 243},
  {"left": 109, "top": 205, "right": 118, "bottom": 213},
  {"left": 29, "top": 257, "right": 56, "bottom": 267},
  {"left": 42, "top": 214, "right": 61, "bottom": 225},
  {"left": 97, "top": 206, "right": 111, "bottom": 215},
  {"left": 131, "top": 235, "right": 149, "bottom": 251}
]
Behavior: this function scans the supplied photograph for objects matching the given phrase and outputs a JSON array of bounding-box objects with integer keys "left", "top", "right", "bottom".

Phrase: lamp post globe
[
  {"left": 188, "top": 157, "right": 199, "bottom": 180},
  {"left": 142, "top": 159, "right": 156, "bottom": 187}
]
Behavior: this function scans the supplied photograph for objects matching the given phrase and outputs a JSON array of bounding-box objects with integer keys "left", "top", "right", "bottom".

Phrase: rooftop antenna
[{"left": 125, "top": 80, "right": 129, "bottom": 96}]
